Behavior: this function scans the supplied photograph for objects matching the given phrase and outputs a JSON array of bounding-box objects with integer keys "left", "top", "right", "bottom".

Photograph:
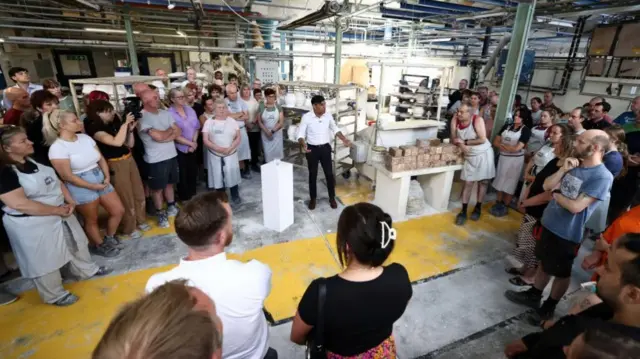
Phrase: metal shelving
[{"left": 279, "top": 81, "right": 362, "bottom": 178}]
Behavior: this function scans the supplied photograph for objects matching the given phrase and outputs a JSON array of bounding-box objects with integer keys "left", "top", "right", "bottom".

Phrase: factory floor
[{"left": 0, "top": 166, "right": 594, "bottom": 359}]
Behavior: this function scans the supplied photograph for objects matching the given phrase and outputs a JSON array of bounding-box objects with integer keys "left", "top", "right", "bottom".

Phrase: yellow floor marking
[
  {"left": 0, "top": 207, "right": 521, "bottom": 359},
  {"left": 335, "top": 178, "right": 374, "bottom": 206}
]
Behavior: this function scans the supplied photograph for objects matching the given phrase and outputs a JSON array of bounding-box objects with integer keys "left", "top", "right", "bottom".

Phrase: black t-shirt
[
  {"left": 298, "top": 263, "right": 412, "bottom": 356},
  {"left": 25, "top": 115, "right": 51, "bottom": 167},
  {"left": 84, "top": 117, "right": 131, "bottom": 160},
  {"left": 583, "top": 118, "right": 612, "bottom": 130},
  {"left": 0, "top": 161, "right": 39, "bottom": 197},
  {"left": 526, "top": 157, "right": 560, "bottom": 219},
  {"left": 192, "top": 102, "right": 205, "bottom": 119},
  {"left": 498, "top": 123, "right": 532, "bottom": 145},
  {"left": 518, "top": 302, "right": 640, "bottom": 359}
]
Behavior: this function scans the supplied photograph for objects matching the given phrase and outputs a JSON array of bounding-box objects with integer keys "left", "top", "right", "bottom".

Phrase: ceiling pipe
[
  {"left": 414, "top": 0, "right": 488, "bottom": 13},
  {"left": 481, "top": 34, "right": 511, "bottom": 77},
  {"left": 75, "top": 0, "right": 100, "bottom": 11},
  {"left": 398, "top": 3, "right": 460, "bottom": 15}
]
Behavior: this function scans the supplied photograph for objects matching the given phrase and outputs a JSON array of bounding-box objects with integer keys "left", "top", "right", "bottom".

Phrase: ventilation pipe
[{"left": 481, "top": 34, "right": 511, "bottom": 79}]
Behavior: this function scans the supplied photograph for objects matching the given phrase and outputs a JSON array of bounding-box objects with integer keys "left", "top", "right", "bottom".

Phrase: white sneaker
[
  {"left": 118, "top": 230, "right": 143, "bottom": 241},
  {"left": 138, "top": 223, "right": 152, "bottom": 232},
  {"left": 167, "top": 204, "right": 179, "bottom": 217}
]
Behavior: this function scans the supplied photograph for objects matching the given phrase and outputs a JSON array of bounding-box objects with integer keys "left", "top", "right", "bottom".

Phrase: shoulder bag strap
[{"left": 315, "top": 279, "right": 327, "bottom": 349}]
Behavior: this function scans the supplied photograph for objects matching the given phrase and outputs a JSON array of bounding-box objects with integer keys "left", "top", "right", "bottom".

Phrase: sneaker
[
  {"left": 118, "top": 230, "right": 142, "bottom": 241},
  {"left": 90, "top": 243, "right": 120, "bottom": 258},
  {"left": 470, "top": 206, "right": 482, "bottom": 221},
  {"left": 241, "top": 170, "right": 251, "bottom": 179},
  {"left": 157, "top": 212, "right": 170, "bottom": 228},
  {"left": 489, "top": 202, "right": 504, "bottom": 216},
  {"left": 504, "top": 289, "right": 542, "bottom": 309},
  {"left": 0, "top": 289, "right": 18, "bottom": 306},
  {"left": 138, "top": 223, "right": 152, "bottom": 232},
  {"left": 103, "top": 235, "right": 121, "bottom": 247},
  {"left": 496, "top": 205, "right": 509, "bottom": 217},
  {"left": 232, "top": 196, "right": 242, "bottom": 205},
  {"left": 94, "top": 266, "right": 113, "bottom": 277},
  {"left": 455, "top": 212, "right": 467, "bottom": 226},
  {"left": 167, "top": 204, "right": 179, "bottom": 217},
  {"left": 53, "top": 293, "right": 78, "bottom": 307}
]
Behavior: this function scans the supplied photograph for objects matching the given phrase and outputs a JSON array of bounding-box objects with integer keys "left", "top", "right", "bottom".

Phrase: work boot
[
  {"left": 505, "top": 289, "right": 542, "bottom": 309},
  {"left": 308, "top": 199, "right": 316, "bottom": 210}
]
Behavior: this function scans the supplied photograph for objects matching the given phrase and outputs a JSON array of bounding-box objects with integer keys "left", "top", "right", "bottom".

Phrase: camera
[{"left": 123, "top": 96, "right": 143, "bottom": 119}]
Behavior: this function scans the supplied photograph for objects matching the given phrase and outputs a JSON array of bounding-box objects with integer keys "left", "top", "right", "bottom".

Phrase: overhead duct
[
  {"left": 277, "top": 1, "right": 343, "bottom": 30},
  {"left": 481, "top": 34, "right": 511, "bottom": 78}
]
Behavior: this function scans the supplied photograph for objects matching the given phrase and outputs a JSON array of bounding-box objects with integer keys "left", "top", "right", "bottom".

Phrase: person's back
[{"left": 145, "top": 192, "right": 274, "bottom": 359}]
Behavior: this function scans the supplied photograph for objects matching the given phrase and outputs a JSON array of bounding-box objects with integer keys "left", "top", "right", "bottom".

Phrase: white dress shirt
[
  {"left": 296, "top": 110, "right": 340, "bottom": 146},
  {"left": 146, "top": 253, "right": 272, "bottom": 359}
]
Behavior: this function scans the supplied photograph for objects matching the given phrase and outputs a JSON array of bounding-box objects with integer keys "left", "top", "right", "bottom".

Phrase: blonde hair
[
  {"left": 92, "top": 280, "right": 221, "bottom": 359},
  {"left": 42, "top": 109, "right": 75, "bottom": 146}
]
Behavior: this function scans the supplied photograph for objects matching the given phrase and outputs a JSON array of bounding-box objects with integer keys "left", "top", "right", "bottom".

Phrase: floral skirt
[{"left": 327, "top": 337, "right": 396, "bottom": 359}]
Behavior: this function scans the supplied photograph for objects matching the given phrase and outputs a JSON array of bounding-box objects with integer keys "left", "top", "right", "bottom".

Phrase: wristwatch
[{"left": 464, "top": 139, "right": 468, "bottom": 145}]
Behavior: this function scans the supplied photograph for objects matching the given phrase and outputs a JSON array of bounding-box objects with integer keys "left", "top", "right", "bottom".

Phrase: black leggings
[{"left": 177, "top": 151, "right": 198, "bottom": 201}]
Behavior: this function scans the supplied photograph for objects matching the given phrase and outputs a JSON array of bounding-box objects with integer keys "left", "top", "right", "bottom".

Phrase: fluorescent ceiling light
[
  {"left": 0, "top": 38, "right": 4, "bottom": 42},
  {"left": 536, "top": 16, "right": 574, "bottom": 28},
  {"left": 424, "top": 37, "right": 452, "bottom": 42},
  {"left": 85, "top": 27, "right": 140, "bottom": 34},
  {"left": 167, "top": 1, "right": 175, "bottom": 9},
  {"left": 176, "top": 30, "right": 187, "bottom": 37},
  {"left": 457, "top": 11, "right": 508, "bottom": 21}
]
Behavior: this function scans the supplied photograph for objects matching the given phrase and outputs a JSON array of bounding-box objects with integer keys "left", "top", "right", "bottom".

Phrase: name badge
[{"left": 44, "top": 176, "right": 54, "bottom": 185}]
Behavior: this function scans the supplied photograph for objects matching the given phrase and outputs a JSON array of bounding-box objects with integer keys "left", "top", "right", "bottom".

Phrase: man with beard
[
  {"left": 503, "top": 233, "right": 640, "bottom": 359},
  {"left": 145, "top": 192, "right": 276, "bottom": 359},
  {"left": 505, "top": 130, "right": 614, "bottom": 322}
]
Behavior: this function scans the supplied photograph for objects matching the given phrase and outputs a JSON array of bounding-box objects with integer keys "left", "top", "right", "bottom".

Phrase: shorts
[
  {"left": 147, "top": 157, "right": 179, "bottom": 191},
  {"left": 66, "top": 167, "right": 115, "bottom": 205},
  {"left": 535, "top": 227, "right": 580, "bottom": 278}
]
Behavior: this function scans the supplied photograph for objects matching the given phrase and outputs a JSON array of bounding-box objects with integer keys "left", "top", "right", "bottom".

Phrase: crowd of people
[
  {"left": 2, "top": 65, "right": 640, "bottom": 358},
  {"left": 0, "top": 65, "right": 352, "bottom": 307}
]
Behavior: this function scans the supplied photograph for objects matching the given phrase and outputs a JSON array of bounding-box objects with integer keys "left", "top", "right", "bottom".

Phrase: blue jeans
[{"left": 66, "top": 167, "right": 114, "bottom": 205}]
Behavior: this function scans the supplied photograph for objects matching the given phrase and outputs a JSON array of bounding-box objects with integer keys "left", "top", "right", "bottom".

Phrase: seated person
[{"left": 504, "top": 233, "right": 640, "bottom": 358}]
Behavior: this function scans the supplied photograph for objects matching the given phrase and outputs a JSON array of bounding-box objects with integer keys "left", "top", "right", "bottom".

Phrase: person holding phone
[
  {"left": 44, "top": 109, "right": 125, "bottom": 257},
  {"left": 0, "top": 126, "right": 110, "bottom": 306},
  {"left": 85, "top": 100, "right": 151, "bottom": 241}
]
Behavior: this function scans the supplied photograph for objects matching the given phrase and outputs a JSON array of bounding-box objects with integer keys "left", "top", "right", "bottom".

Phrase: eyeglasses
[{"left": 173, "top": 96, "right": 185, "bottom": 100}]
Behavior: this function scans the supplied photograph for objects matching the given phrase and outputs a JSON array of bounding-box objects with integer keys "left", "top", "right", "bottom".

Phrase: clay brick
[
  {"left": 429, "top": 139, "right": 442, "bottom": 146},
  {"left": 389, "top": 147, "right": 402, "bottom": 157},
  {"left": 384, "top": 155, "right": 403, "bottom": 166}
]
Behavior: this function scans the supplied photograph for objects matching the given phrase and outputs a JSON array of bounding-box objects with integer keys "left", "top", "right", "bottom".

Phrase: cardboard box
[{"left": 389, "top": 147, "right": 403, "bottom": 157}]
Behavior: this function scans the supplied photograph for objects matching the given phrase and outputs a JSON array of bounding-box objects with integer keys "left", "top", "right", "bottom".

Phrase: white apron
[
  {"left": 493, "top": 125, "right": 526, "bottom": 195},
  {"left": 202, "top": 112, "right": 215, "bottom": 171},
  {"left": 206, "top": 117, "right": 242, "bottom": 189},
  {"left": 236, "top": 120, "right": 252, "bottom": 161},
  {"left": 527, "top": 126, "right": 548, "bottom": 154},
  {"left": 260, "top": 105, "right": 284, "bottom": 163},
  {"left": 456, "top": 118, "right": 495, "bottom": 181},
  {"left": 2, "top": 159, "right": 91, "bottom": 278}
]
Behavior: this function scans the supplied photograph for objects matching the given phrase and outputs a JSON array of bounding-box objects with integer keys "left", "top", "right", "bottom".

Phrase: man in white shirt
[
  {"left": 2, "top": 67, "right": 43, "bottom": 109},
  {"left": 568, "top": 107, "right": 587, "bottom": 136},
  {"left": 146, "top": 192, "right": 276, "bottom": 359},
  {"left": 297, "top": 95, "right": 352, "bottom": 210}
]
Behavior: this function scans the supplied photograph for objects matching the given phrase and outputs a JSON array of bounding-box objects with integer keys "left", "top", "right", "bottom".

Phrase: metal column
[
  {"left": 407, "top": 24, "right": 417, "bottom": 58},
  {"left": 491, "top": 0, "right": 536, "bottom": 139},
  {"left": 124, "top": 11, "right": 139, "bottom": 75},
  {"left": 334, "top": 17, "right": 343, "bottom": 84},
  {"left": 280, "top": 34, "right": 286, "bottom": 80}
]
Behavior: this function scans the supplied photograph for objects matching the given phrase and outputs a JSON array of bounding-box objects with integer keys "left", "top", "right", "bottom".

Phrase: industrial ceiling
[{"left": 0, "top": 0, "right": 638, "bottom": 59}]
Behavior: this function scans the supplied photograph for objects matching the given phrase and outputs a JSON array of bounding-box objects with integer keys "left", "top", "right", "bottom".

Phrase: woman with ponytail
[
  {"left": 44, "top": 110, "right": 125, "bottom": 258},
  {"left": 290, "top": 203, "right": 412, "bottom": 358}
]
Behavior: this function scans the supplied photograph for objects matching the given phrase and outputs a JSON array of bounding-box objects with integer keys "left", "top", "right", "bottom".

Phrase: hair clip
[{"left": 380, "top": 222, "right": 396, "bottom": 249}]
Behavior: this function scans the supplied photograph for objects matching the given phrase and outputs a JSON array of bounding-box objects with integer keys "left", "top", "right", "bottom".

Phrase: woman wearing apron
[
  {"left": 507, "top": 124, "right": 574, "bottom": 286},
  {"left": 199, "top": 96, "right": 216, "bottom": 185},
  {"left": 224, "top": 84, "right": 251, "bottom": 179},
  {"left": 257, "top": 88, "right": 284, "bottom": 163},
  {"left": 451, "top": 104, "right": 496, "bottom": 226},
  {"left": 490, "top": 108, "right": 532, "bottom": 217},
  {"left": 202, "top": 99, "right": 242, "bottom": 204},
  {"left": 586, "top": 125, "right": 627, "bottom": 238},
  {"left": 0, "top": 126, "right": 110, "bottom": 306},
  {"left": 519, "top": 110, "right": 555, "bottom": 203}
]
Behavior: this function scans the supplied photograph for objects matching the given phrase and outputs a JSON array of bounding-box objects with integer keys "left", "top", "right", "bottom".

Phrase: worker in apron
[
  {"left": 202, "top": 99, "right": 242, "bottom": 204},
  {"left": 0, "top": 127, "right": 109, "bottom": 306},
  {"left": 257, "top": 88, "right": 284, "bottom": 163},
  {"left": 490, "top": 108, "right": 532, "bottom": 217}
]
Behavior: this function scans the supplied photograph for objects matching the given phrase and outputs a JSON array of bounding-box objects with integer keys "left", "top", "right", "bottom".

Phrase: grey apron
[
  {"left": 206, "top": 117, "right": 242, "bottom": 189},
  {"left": 260, "top": 105, "right": 284, "bottom": 163},
  {"left": 2, "top": 159, "right": 91, "bottom": 278}
]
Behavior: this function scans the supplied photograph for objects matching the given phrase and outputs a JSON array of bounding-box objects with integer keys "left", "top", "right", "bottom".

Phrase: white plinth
[{"left": 261, "top": 160, "right": 294, "bottom": 232}]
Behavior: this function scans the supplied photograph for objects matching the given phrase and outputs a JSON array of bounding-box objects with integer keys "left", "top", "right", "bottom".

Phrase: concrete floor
[{"left": 0, "top": 165, "right": 596, "bottom": 359}]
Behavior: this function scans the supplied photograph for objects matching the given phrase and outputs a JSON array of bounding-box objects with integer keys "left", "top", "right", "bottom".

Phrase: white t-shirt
[
  {"left": 146, "top": 253, "right": 272, "bottom": 359},
  {"left": 48, "top": 134, "right": 101, "bottom": 174}
]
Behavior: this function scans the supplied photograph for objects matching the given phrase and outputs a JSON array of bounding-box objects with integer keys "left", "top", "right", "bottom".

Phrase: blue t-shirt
[
  {"left": 541, "top": 164, "right": 613, "bottom": 243},
  {"left": 614, "top": 111, "right": 635, "bottom": 125},
  {"left": 603, "top": 151, "right": 623, "bottom": 178}
]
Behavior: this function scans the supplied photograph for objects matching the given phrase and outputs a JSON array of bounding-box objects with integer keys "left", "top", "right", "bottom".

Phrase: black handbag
[{"left": 306, "top": 280, "right": 327, "bottom": 359}]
